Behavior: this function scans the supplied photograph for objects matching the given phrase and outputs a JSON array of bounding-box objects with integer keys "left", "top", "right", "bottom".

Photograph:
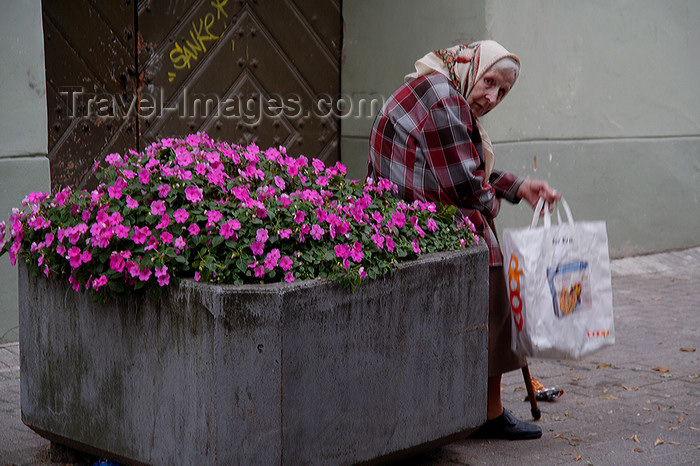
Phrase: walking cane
[{"left": 522, "top": 365, "right": 541, "bottom": 420}]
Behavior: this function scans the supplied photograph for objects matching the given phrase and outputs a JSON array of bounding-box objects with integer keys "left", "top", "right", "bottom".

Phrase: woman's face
[{"left": 466, "top": 67, "right": 516, "bottom": 117}]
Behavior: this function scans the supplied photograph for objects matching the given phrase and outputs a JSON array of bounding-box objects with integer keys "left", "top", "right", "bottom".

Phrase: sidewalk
[{"left": 2, "top": 247, "right": 699, "bottom": 465}]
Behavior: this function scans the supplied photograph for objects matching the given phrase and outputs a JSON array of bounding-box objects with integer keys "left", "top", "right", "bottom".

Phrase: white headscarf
[{"left": 405, "top": 40, "right": 520, "bottom": 178}]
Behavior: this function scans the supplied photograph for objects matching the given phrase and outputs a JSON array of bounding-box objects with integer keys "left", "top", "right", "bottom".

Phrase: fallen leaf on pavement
[
  {"left": 680, "top": 347, "right": 696, "bottom": 352},
  {"left": 574, "top": 455, "right": 581, "bottom": 461},
  {"left": 596, "top": 363, "right": 611, "bottom": 369},
  {"left": 554, "top": 433, "right": 568, "bottom": 440},
  {"left": 634, "top": 447, "right": 644, "bottom": 453},
  {"left": 599, "top": 394, "right": 619, "bottom": 400},
  {"left": 668, "top": 441, "right": 681, "bottom": 446},
  {"left": 653, "top": 366, "right": 670, "bottom": 373},
  {"left": 654, "top": 438, "right": 664, "bottom": 446},
  {"left": 632, "top": 434, "right": 640, "bottom": 443},
  {"left": 572, "top": 377, "right": 580, "bottom": 382},
  {"left": 622, "top": 385, "right": 632, "bottom": 391}
]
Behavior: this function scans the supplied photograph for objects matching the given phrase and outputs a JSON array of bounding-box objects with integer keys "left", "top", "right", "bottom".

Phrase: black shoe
[{"left": 471, "top": 408, "right": 542, "bottom": 440}]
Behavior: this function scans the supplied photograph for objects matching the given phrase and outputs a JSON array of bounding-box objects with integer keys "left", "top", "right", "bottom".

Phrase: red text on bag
[{"left": 508, "top": 254, "right": 524, "bottom": 332}]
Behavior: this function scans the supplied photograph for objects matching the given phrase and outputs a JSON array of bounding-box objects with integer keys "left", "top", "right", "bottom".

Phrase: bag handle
[{"left": 530, "top": 196, "right": 574, "bottom": 229}]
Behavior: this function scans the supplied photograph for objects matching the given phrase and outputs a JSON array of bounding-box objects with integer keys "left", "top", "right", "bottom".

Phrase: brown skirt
[{"left": 488, "top": 267, "right": 527, "bottom": 377}]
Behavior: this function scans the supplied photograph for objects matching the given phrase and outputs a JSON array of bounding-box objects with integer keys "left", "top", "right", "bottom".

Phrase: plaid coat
[{"left": 367, "top": 73, "right": 524, "bottom": 267}]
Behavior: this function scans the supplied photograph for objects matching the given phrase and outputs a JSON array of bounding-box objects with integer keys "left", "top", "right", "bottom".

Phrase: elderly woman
[{"left": 367, "top": 40, "right": 559, "bottom": 440}]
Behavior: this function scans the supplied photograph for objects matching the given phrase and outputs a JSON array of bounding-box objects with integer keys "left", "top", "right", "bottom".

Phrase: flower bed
[
  {"left": 6, "top": 134, "right": 489, "bottom": 463},
  {"left": 1, "top": 133, "right": 477, "bottom": 302}
]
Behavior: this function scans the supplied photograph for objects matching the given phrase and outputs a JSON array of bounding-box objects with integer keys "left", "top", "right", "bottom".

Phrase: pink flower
[
  {"left": 316, "top": 208, "right": 328, "bottom": 223},
  {"left": 207, "top": 169, "right": 224, "bottom": 186},
  {"left": 185, "top": 186, "right": 203, "bottom": 203},
  {"left": 144, "top": 236, "right": 159, "bottom": 251},
  {"left": 391, "top": 212, "right": 406, "bottom": 229},
  {"left": 195, "top": 163, "right": 207, "bottom": 175},
  {"left": 81, "top": 250, "right": 92, "bottom": 264},
  {"left": 155, "top": 265, "right": 170, "bottom": 286},
  {"left": 173, "top": 208, "right": 189, "bottom": 223},
  {"left": 194, "top": 271, "right": 201, "bottom": 281},
  {"left": 110, "top": 251, "right": 129, "bottom": 272},
  {"left": 312, "top": 158, "right": 325, "bottom": 173},
  {"left": 151, "top": 200, "right": 166, "bottom": 216},
  {"left": 264, "top": 249, "right": 281, "bottom": 270},
  {"left": 122, "top": 169, "right": 136, "bottom": 179},
  {"left": 105, "top": 153, "right": 123, "bottom": 166},
  {"left": 54, "top": 190, "right": 70, "bottom": 206},
  {"left": 67, "top": 246, "right": 82, "bottom": 268},
  {"left": 359, "top": 267, "right": 366, "bottom": 279},
  {"left": 284, "top": 272, "right": 295, "bottom": 283},
  {"left": 92, "top": 275, "right": 108, "bottom": 290},
  {"left": 107, "top": 184, "right": 123, "bottom": 200},
  {"left": 219, "top": 223, "right": 236, "bottom": 240},
  {"left": 412, "top": 238, "right": 421, "bottom": 254},
  {"left": 157, "top": 184, "right": 171, "bottom": 198},
  {"left": 279, "top": 256, "right": 293, "bottom": 271},
  {"left": 427, "top": 218, "right": 438, "bottom": 233},
  {"left": 206, "top": 210, "right": 223, "bottom": 228},
  {"left": 413, "top": 221, "right": 425, "bottom": 238},
  {"left": 188, "top": 223, "right": 200, "bottom": 236},
  {"left": 350, "top": 242, "right": 364, "bottom": 262},
  {"left": 156, "top": 214, "right": 171, "bottom": 230},
  {"left": 254, "top": 265, "right": 265, "bottom": 278},
  {"left": 126, "top": 196, "right": 138, "bottom": 209},
  {"left": 160, "top": 231, "right": 173, "bottom": 244},
  {"left": 386, "top": 236, "right": 395, "bottom": 252},
  {"left": 256, "top": 228, "right": 269, "bottom": 243},
  {"left": 139, "top": 267, "right": 152, "bottom": 282},
  {"left": 114, "top": 224, "right": 130, "bottom": 239},
  {"left": 274, "top": 176, "right": 286, "bottom": 190},
  {"left": 174, "top": 236, "right": 186, "bottom": 249},
  {"left": 294, "top": 210, "right": 305, "bottom": 224},
  {"left": 175, "top": 148, "right": 193, "bottom": 166},
  {"left": 132, "top": 226, "right": 151, "bottom": 244},
  {"left": 139, "top": 169, "right": 150, "bottom": 184},
  {"left": 279, "top": 228, "right": 292, "bottom": 239},
  {"left": 371, "top": 233, "right": 384, "bottom": 249},
  {"left": 310, "top": 224, "right": 324, "bottom": 240},
  {"left": 69, "top": 275, "right": 80, "bottom": 292},
  {"left": 250, "top": 241, "right": 264, "bottom": 256},
  {"left": 126, "top": 260, "right": 140, "bottom": 278},
  {"left": 334, "top": 244, "right": 351, "bottom": 259}
]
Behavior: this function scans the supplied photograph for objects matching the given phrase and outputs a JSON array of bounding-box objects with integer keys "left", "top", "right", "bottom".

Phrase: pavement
[{"left": 1, "top": 247, "right": 699, "bottom": 465}]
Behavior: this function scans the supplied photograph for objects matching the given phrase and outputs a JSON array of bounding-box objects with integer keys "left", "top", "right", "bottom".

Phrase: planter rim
[{"left": 180, "top": 244, "right": 488, "bottom": 294}]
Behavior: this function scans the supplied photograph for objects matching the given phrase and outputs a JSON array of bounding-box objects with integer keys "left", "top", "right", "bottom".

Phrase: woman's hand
[{"left": 517, "top": 179, "right": 561, "bottom": 210}]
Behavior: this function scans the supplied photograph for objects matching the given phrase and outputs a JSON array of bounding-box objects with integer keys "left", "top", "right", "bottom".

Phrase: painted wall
[
  {"left": 0, "top": 0, "right": 51, "bottom": 343},
  {"left": 340, "top": 0, "right": 700, "bottom": 258}
]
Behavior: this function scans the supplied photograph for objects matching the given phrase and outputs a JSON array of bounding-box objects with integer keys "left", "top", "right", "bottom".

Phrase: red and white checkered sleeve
[{"left": 421, "top": 95, "right": 500, "bottom": 219}]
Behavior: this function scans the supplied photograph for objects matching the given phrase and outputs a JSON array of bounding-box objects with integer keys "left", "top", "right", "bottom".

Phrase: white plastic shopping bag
[{"left": 501, "top": 198, "right": 614, "bottom": 359}]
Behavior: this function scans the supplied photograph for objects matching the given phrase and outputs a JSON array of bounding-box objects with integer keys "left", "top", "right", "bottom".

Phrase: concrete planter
[{"left": 19, "top": 245, "right": 489, "bottom": 465}]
